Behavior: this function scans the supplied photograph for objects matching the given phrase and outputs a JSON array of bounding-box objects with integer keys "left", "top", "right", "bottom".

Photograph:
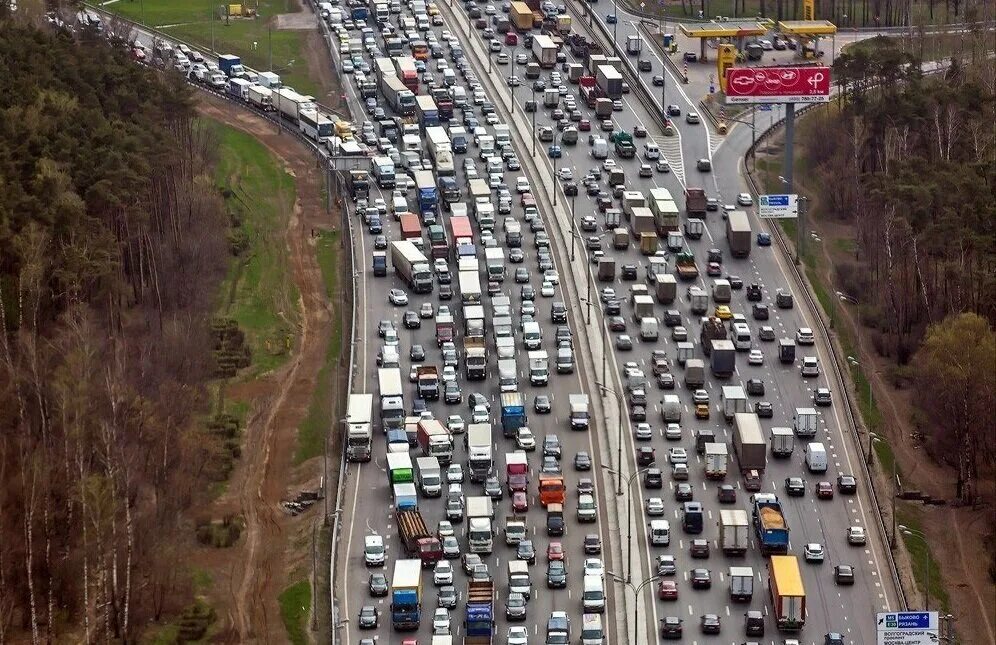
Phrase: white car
[
  {"left": 692, "top": 389, "right": 709, "bottom": 405},
  {"left": 515, "top": 176, "right": 531, "bottom": 193},
  {"left": 583, "top": 558, "right": 605, "bottom": 579},
  {"left": 665, "top": 423, "right": 682, "bottom": 440},
  {"left": 804, "top": 543, "right": 825, "bottom": 562},
  {"left": 601, "top": 158, "right": 616, "bottom": 171},
  {"left": 434, "top": 560, "right": 454, "bottom": 585},
  {"left": 557, "top": 167, "right": 573, "bottom": 181},
  {"left": 645, "top": 497, "right": 666, "bottom": 516},
  {"left": 432, "top": 608, "right": 451, "bottom": 634},
  {"left": 737, "top": 192, "right": 753, "bottom": 206},
  {"left": 796, "top": 327, "right": 815, "bottom": 345},
  {"left": 437, "top": 520, "right": 455, "bottom": 537},
  {"left": 441, "top": 535, "right": 460, "bottom": 558},
  {"left": 748, "top": 349, "right": 764, "bottom": 365},
  {"left": 447, "top": 415, "right": 466, "bottom": 434},
  {"left": 388, "top": 288, "right": 408, "bottom": 306},
  {"left": 374, "top": 198, "right": 387, "bottom": 214},
  {"left": 441, "top": 365, "right": 457, "bottom": 383},
  {"left": 668, "top": 447, "right": 687, "bottom": 464},
  {"left": 446, "top": 464, "right": 464, "bottom": 483},
  {"left": 506, "top": 626, "right": 529, "bottom": 645},
  {"left": 541, "top": 281, "right": 555, "bottom": 297},
  {"left": 516, "top": 427, "right": 536, "bottom": 450},
  {"left": 634, "top": 423, "right": 653, "bottom": 441},
  {"left": 847, "top": 526, "right": 867, "bottom": 545},
  {"left": 543, "top": 270, "right": 560, "bottom": 285},
  {"left": 471, "top": 404, "right": 490, "bottom": 424}
]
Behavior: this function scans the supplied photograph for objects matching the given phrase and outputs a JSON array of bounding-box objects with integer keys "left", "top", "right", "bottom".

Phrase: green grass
[
  {"left": 212, "top": 120, "right": 299, "bottom": 376},
  {"left": 108, "top": 0, "right": 325, "bottom": 98},
  {"left": 278, "top": 580, "right": 311, "bottom": 645},
  {"left": 294, "top": 230, "right": 343, "bottom": 464},
  {"left": 896, "top": 506, "right": 951, "bottom": 612}
]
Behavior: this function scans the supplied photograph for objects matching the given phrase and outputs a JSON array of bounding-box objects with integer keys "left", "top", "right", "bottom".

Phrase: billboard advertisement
[{"left": 724, "top": 66, "right": 831, "bottom": 104}]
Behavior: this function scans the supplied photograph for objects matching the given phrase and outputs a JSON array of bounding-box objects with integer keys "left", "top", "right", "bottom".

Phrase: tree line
[
  {"left": 667, "top": 0, "right": 983, "bottom": 26},
  {"left": 0, "top": 22, "right": 233, "bottom": 641},
  {"left": 799, "top": 41, "right": 995, "bottom": 503}
]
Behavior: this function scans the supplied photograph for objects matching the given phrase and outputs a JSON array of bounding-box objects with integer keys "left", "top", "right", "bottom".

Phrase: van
[
  {"left": 681, "top": 502, "right": 704, "bottom": 534},
  {"left": 523, "top": 322, "right": 542, "bottom": 350},
  {"left": 507, "top": 560, "right": 531, "bottom": 599},
  {"left": 450, "top": 86, "right": 467, "bottom": 106},
  {"left": 486, "top": 157, "right": 503, "bottom": 175},
  {"left": 732, "top": 322, "right": 752, "bottom": 350},
  {"left": 556, "top": 346, "right": 574, "bottom": 373},
  {"left": 662, "top": 394, "right": 681, "bottom": 422},
  {"left": 643, "top": 142, "right": 660, "bottom": 160},
  {"left": 806, "top": 442, "right": 828, "bottom": 472},
  {"left": 649, "top": 519, "right": 671, "bottom": 546},
  {"left": 591, "top": 137, "right": 608, "bottom": 159},
  {"left": 801, "top": 356, "right": 819, "bottom": 377},
  {"left": 562, "top": 127, "right": 578, "bottom": 145},
  {"left": 712, "top": 279, "right": 731, "bottom": 303},
  {"left": 442, "top": 67, "right": 457, "bottom": 86},
  {"left": 498, "top": 359, "right": 518, "bottom": 392},
  {"left": 581, "top": 614, "right": 604, "bottom": 645},
  {"left": 364, "top": 534, "right": 385, "bottom": 566},
  {"left": 581, "top": 575, "right": 605, "bottom": 612}
]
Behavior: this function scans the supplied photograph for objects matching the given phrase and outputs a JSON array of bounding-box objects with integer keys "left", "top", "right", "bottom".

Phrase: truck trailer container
[
  {"left": 719, "top": 509, "right": 750, "bottom": 555},
  {"left": 391, "top": 559, "right": 423, "bottom": 629},
  {"left": 769, "top": 555, "right": 806, "bottom": 630},
  {"left": 726, "top": 210, "right": 752, "bottom": 258},
  {"left": 733, "top": 413, "right": 767, "bottom": 473}
]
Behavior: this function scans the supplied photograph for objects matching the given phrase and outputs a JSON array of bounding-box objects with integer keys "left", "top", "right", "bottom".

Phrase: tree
[{"left": 913, "top": 313, "right": 996, "bottom": 503}]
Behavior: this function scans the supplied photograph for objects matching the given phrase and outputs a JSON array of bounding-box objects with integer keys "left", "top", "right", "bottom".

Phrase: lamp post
[
  {"left": 607, "top": 571, "right": 660, "bottom": 645},
  {"left": 603, "top": 466, "right": 650, "bottom": 582},
  {"left": 596, "top": 382, "right": 625, "bottom": 496},
  {"left": 531, "top": 88, "right": 537, "bottom": 157},
  {"left": 551, "top": 131, "right": 560, "bottom": 207},
  {"left": 510, "top": 55, "right": 516, "bottom": 114},
  {"left": 898, "top": 525, "right": 931, "bottom": 611},
  {"left": 846, "top": 355, "right": 875, "bottom": 465},
  {"left": 570, "top": 194, "right": 578, "bottom": 261}
]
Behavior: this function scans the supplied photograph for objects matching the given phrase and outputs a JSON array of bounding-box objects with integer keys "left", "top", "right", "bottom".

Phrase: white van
[
  {"left": 591, "top": 137, "right": 608, "bottom": 159},
  {"left": 508, "top": 560, "right": 531, "bottom": 599},
  {"left": 582, "top": 574, "right": 605, "bottom": 613},
  {"left": 643, "top": 142, "right": 660, "bottom": 160},
  {"left": 806, "top": 442, "right": 828, "bottom": 472},
  {"left": 732, "top": 322, "right": 752, "bottom": 350},
  {"left": 522, "top": 322, "right": 542, "bottom": 350},
  {"left": 450, "top": 86, "right": 467, "bottom": 106},
  {"left": 442, "top": 67, "right": 457, "bottom": 86},
  {"left": 649, "top": 519, "right": 671, "bottom": 546},
  {"left": 662, "top": 394, "right": 681, "bottom": 422},
  {"left": 364, "top": 534, "right": 385, "bottom": 566}
]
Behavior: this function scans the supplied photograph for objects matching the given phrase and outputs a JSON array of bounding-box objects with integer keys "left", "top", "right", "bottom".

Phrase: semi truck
[
  {"left": 464, "top": 578, "right": 495, "bottom": 644},
  {"left": 415, "top": 456, "right": 442, "bottom": 497},
  {"left": 414, "top": 170, "right": 438, "bottom": 214},
  {"left": 346, "top": 393, "right": 374, "bottom": 462},
  {"left": 704, "top": 442, "right": 728, "bottom": 479},
  {"left": 769, "top": 555, "right": 806, "bottom": 630},
  {"left": 733, "top": 413, "right": 767, "bottom": 474},
  {"left": 390, "top": 241, "right": 433, "bottom": 293},
  {"left": 532, "top": 34, "right": 558, "bottom": 67},
  {"left": 719, "top": 509, "right": 750, "bottom": 555},
  {"left": 726, "top": 210, "right": 752, "bottom": 258},
  {"left": 425, "top": 126, "right": 455, "bottom": 176},
  {"left": 501, "top": 393, "right": 527, "bottom": 437},
  {"left": 466, "top": 423, "right": 493, "bottom": 482},
  {"left": 753, "top": 493, "right": 789, "bottom": 555},
  {"left": 273, "top": 87, "right": 317, "bottom": 124},
  {"left": 391, "top": 559, "right": 423, "bottom": 629},
  {"left": 569, "top": 394, "right": 590, "bottom": 431},
  {"left": 466, "top": 496, "right": 495, "bottom": 554},
  {"left": 397, "top": 510, "right": 443, "bottom": 565}
]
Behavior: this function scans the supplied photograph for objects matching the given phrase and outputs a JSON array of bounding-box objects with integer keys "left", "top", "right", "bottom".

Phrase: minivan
[
  {"left": 523, "top": 321, "right": 542, "bottom": 350},
  {"left": 644, "top": 142, "right": 660, "bottom": 159},
  {"left": 806, "top": 442, "right": 828, "bottom": 472},
  {"left": 649, "top": 519, "right": 671, "bottom": 546},
  {"left": 364, "top": 534, "right": 385, "bottom": 566},
  {"left": 582, "top": 574, "right": 605, "bottom": 612}
]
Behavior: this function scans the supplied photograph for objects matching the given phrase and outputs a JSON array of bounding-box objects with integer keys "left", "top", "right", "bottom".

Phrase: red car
[
  {"left": 816, "top": 481, "right": 835, "bottom": 499},
  {"left": 579, "top": 119, "right": 591, "bottom": 131},
  {"left": 706, "top": 262, "right": 722, "bottom": 276},
  {"left": 512, "top": 491, "right": 529, "bottom": 512},
  {"left": 547, "top": 541, "right": 565, "bottom": 561},
  {"left": 657, "top": 580, "right": 679, "bottom": 600},
  {"left": 505, "top": 31, "right": 518, "bottom": 45}
]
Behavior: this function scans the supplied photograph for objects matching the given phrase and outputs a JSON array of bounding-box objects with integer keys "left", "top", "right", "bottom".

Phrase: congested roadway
[{"left": 328, "top": 0, "right": 899, "bottom": 642}]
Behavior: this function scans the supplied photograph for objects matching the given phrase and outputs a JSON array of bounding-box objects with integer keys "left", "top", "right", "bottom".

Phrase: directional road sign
[
  {"left": 876, "top": 611, "right": 940, "bottom": 645},
  {"left": 758, "top": 194, "right": 798, "bottom": 219}
]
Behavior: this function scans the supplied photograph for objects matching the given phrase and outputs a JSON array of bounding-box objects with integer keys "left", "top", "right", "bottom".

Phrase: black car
[
  {"left": 683, "top": 51, "right": 698, "bottom": 62},
  {"left": 546, "top": 560, "right": 567, "bottom": 588},
  {"left": 404, "top": 310, "right": 421, "bottom": 329},
  {"left": 727, "top": 275, "right": 744, "bottom": 289},
  {"left": 534, "top": 395, "right": 552, "bottom": 413},
  {"left": 516, "top": 539, "right": 536, "bottom": 564},
  {"left": 674, "top": 482, "right": 693, "bottom": 501},
  {"left": 652, "top": 75, "right": 665, "bottom": 86},
  {"left": 637, "top": 59, "right": 652, "bottom": 71},
  {"left": 574, "top": 451, "right": 592, "bottom": 471},
  {"left": 785, "top": 477, "right": 806, "bottom": 496},
  {"left": 543, "top": 434, "right": 562, "bottom": 459},
  {"left": 746, "top": 283, "right": 763, "bottom": 301},
  {"left": 690, "top": 538, "right": 710, "bottom": 558},
  {"left": 483, "top": 475, "right": 503, "bottom": 499},
  {"left": 837, "top": 474, "right": 858, "bottom": 494},
  {"left": 577, "top": 477, "right": 594, "bottom": 496},
  {"left": 745, "top": 610, "right": 765, "bottom": 636},
  {"left": 368, "top": 573, "right": 389, "bottom": 596},
  {"left": 546, "top": 510, "right": 564, "bottom": 535},
  {"left": 410, "top": 344, "right": 426, "bottom": 361},
  {"left": 663, "top": 309, "right": 681, "bottom": 326},
  {"left": 834, "top": 564, "right": 855, "bottom": 585},
  {"left": 700, "top": 614, "right": 721, "bottom": 634},
  {"left": 620, "top": 264, "right": 638, "bottom": 280},
  {"left": 753, "top": 303, "right": 770, "bottom": 320},
  {"left": 690, "top": 568, "right": 711, "bottom": 589},
  {"left": 746, "top": 378, "right": 765, "bottom": 396},
  {"left": 564, "top": 182, "right": 578, "bottom": 196},
  {"left": 583, "top": 533, "right": 602, "bottom": 554},
  {"left": 604, "top": 299, "right": 621, "bottom": 316},
  {"left": 439, "top": 284, "right": 453, "bottom": 300},
  {"left": 358, "top": 605, "right": 379, "bottom": 629},
  {"left": 755, "top": 401, "right": 774, "bottom": 418},
  {"left": 707, "top": 248, "right": 723, "bottom": 263},
  {"left": 629, "top": 404, "right": 646, "bottom": 422},
  {"left": 657, "top": 372, "right": 675, "bottom": 389},
  {"left": 660, "top": 616, "right": 683, "bottom": 639},
  {"left": 643, "top": 467, "right": 663, "bottom": 488},
  {"left": 717, "top": 484, "right": 737, "bottom": 503}
]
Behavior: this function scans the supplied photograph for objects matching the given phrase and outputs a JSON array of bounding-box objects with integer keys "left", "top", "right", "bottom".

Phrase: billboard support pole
[{"left": 783, "top": 102, "right": 803, "bottom": 265}]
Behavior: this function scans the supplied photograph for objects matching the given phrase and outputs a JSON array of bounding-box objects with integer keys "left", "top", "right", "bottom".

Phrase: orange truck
[{"left": 538, "top": 474, "right": 566, "bottom": 506}]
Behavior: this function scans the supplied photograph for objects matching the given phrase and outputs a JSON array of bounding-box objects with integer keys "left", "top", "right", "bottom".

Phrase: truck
[
  {"left": 733, "top": 413, "right": 767, "bottom": 474},
  {"left": 505, "top": 453, "right": 529, "bottom": 495},
  {"left": 704, "top": 442, "right": 728, "bottom": 479},
  {"left": 726, "top": 210, "right": 752, "bottom": 258},
  {"left": 464, "top": 578, "right": 495, "bottom": 644},
  {"left": 778, "top": 338, "right": 797, "bottom": 363},
  {"left": 449, "top": 215, "right": 473, "bottom": 246},
  {"left": 416, "top": 366, "right": 440, "bottom": 400},
  {"left": 273, "top": 87, "right": 317, "bottom": 124},
  {"left": 427, "top": 224, "right": 449, "bottom": 260},
  {"left": 547, "top": 612, "right": 570, "bottom": 642},
  {"left": 567, "top": 62, "right": 584, "bottom": 83},
  {"left": 425, "top": 126, "right": 455, "bottom": 176},
  {"left": 595, "top": 64, "right": 623, "bottom": 99},
  {"left": 416, "top": 456, "right": 442, "bottom": 496},
  {"left": 632, "top": 294, "right": 654, "bottom": 321},
  {"left": 684, "top": 217, "right": 705, "bottom": 240},
  {"left": 528, "top": 350, "right": 549, "bottom": 386},
  {"left": 654, "top": 274, "right": 677, "bottom": 304},
  {"left": 625, "top": 34, "right": 643, "bottom": 54},
  {"left": 498, "top": 358, "right": 518, "bottom": 393},
  {"left": 247, "top": 84, "right": 274, "bottom": 110},
  {"left": 217, "top": 54, "right": 245, "bottom": 78},
  {"left": 569, "top": 394, "right": 590, "bottom": 431},
  {"left": 435, "top": 313, "right": 455, "bottom": 346},
  {"left": 793, "top": 407, "right": 818, "bottom": 438},
  {"left": 710, "top": 339, "right": 736, "bottom": 378},
  {"left": 556, "top": 14, "right": 572, "bottom": 34},
  {"left": 391, "top": 559, "right": 423, "bottom": 629},
  {"left": 675, "top": 251, "right": 698, "bottom": 280},
  {"left": 630, "top": 208, "right": 655, "bottom": 238},
  {"left": 729, "top": 566, "right": 755, "bottom": 601},
  {"left": 378, "top": 367, "right": 405, "bottom": 428},
  {"left": 510, "top": 1, "right": 532, "bottom": 30},
  {"left": 415, "top": 94, "right": 439, "bottom": 128},
  {"left": 683, "top": 187, "right": 708, "bottom": 216},
  {"left": 501, "top": 393, "right": 527, "bottom": 437},
  {"left": 400, "top": 213, "right": 422, "bottom": 240},
  {"left": 414, "top": 170, "right": 438, "bottom": 214},
  {"left": 609, "top": 228, "right": 627, "bottom": 250},
  {"left": 503, "top": 515, "right": 526, "bottom": 547},
  {"left": 371, "top": 155, "right": 397, "bottom": 189},
  {"left": 721, "top": 385, "right": 747, "bottom": 422},
  {"left": 466, "top": 345, "right": 486, "bottom": 380},
  {"left": 346, "top": 393, "right": 374, "bottom": 462},
  {"left": 466, "top": 423, "right": 493, "bottom": 482},
  {"left": 621, "top": 190, "right": 644, "bottom": 215},
  {"left": 466, "top": 496, "right": 495, "bottom": 554},
  {"left": 532, "top": 34, "right": 558, "bottom": 67},
  {"left": 769, "top": 555, "right": 806, "bottom": 630},
  {"left": 719, "top": 509, "right": 750, "bottom": 555},
  {"left": 613, "top": 132, "right": 635, "bottom": 158},
  {"left": 394, "top": 482, "right": 419, "bottom": 511},
  {"left": 544, "top": 87, "right": 561, "bottom": 107},
  {"left": 687, "top": 286, "right": 708, "bottom": 314},
  {"left": 397, "top": 510, "right": 443, "bottom": 565},
  {"left": 752, "top": 493, "right": 789, "bottom": 555},
  {"left": 417, "top": 419, "right": 452, "bottom": 463},
  {"left": 700, "top": 318, "right": 727, "bottom": 354},
  {"left": 381, "top": 76, "right": 417, "bottom": 116},
  {"left": 484, "top": 247, "right": 506, "bottom": 282},
  {"left": 770, "top": 427, "right": 795, "bottom": 457},
  {"left": 649, "top": 187, "right": 679, "bottom": 233}
]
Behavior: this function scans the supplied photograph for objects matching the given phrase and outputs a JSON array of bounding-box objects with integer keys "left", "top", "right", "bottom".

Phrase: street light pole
[
  {"left": 551, "top": 132, "right": 559, "bottom": 207},
  {"left": 898, "top": 525, "right": 930, "bottom": 611},
  {"left": 531, "top": 89, "right": 537, "bottom": 157},
  {"left": 570, "top": 194, "right": 577, "bottom": 261},
  {"left": 604, "top": 466, "right": 649, "bottom": 582},
  {"left": 608, "top": 572, "right": 660, "bottom": 645}
]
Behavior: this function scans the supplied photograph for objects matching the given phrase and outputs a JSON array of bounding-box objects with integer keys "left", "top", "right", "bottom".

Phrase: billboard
[
  {"left": 724, "top": 66, "right": 831, "bottom": 104},
  {"left": 876, "top": 611, "right": 940, "bottom": 645},
  {"left": 758, "top": 194, "right": 799, "bottom": 218}
]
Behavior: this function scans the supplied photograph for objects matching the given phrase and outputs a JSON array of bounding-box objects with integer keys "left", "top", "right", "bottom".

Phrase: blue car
[
  {"left": 606, "top": 13, "right": 617, "bottom": 23},
  {"left": 757, "top": 232, "right": 772, "bottom": 246},
  {"left": 548, "top": 145, "right": 562, "bottom": 158}
]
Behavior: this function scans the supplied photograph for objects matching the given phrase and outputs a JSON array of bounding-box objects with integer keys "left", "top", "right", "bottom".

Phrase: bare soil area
[{"left": 196, "top": 94, "right": 333, "bottom": 644}]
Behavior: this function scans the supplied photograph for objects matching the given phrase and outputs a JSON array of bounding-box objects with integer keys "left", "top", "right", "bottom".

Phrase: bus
[
  {"left": 299, "top": 109, "right": 334, "bottom": 143},
  {"left": 346, "top": 393, "right": 374, "bottom": 462}
]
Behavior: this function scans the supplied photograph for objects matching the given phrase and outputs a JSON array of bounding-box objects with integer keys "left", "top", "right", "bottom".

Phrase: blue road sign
[{"left": 759, "top": 104, "right": 772, "bottom": 111}]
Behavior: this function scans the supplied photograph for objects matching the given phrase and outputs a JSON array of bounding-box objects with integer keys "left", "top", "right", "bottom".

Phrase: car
[
  {"left": 583, "top": 558, "right": 604, "bottom": 579},
  {"left": 496, "top": 52, "right": 509, "bottom": 64},
  {"left": 714, "top": 305, "right": 732, "bottom": 320},
  {"left": 690, "top": 538, "right": 710, "bottom": 558},
  {"left": 674, "top": 485, "right": 693, "bottom": 504},
  {"left": 446, "top": 464, "right": 465, "bottom": 484},
  {"left": 838, "top": 474, "right": 857, "bottom": 494},
  {"left": 737, "top": 192, "right": 754, "bottom": 206},
  {"left": 847, "top": 526, "right": 866, "bottom": 545},
  {"left": 690, "top": 568, "right": 711, "bottom": 589},
  {"left": 542, "top": 434, "right": 562, "bottom": 459},
  {"left": 671, "top": 463, "right": 689, "bottom": 480},
  {"left": 700, "top": 613, "right": 721, "bottom": 634},
  {"left": 579, "top": 118, "right": 591, "bottom": 131},
  {"left": 759, "top": 325, "right": 776, "bottom": 341},
  {"left": 826, "top": 633, "right": 846, "bottom": 645},
  {"left": 683, "top": 51, "right": 698, "bottom": 62},
  {"left": 804, "top": 542, "right": 826, "bottom": 562},
  {"left": 505, "top": 591, "right": 526, "bottom": 620},
  {"left": 692, "top": 389, "right": 709, "bottom": 405},
  {"left": 438, "top": 520, "right": 455, "bottom": 538},
  {"left": 432, "top": 607, "right": 451, "bottom": 635},
  {"left": 438, "top": 585, "right": 457, "bottom": 608},
  {"left": 445, "top": 495, "right": 464, "bottom": 521},
  {"left": 646, "top": 497, "right": 665, "bottom": 515},
  {"left": 685, "top": 111, "right": 700, "bottom": 124},
  {"left": 717, "top": 484, "right": 737, "bottom": 503},
  {"left": 639, "top": 163, "right": 653, "bottom": 177},
  {"left": 546, "top": 560, "right": 567, "bottom": 588},
  {"left": 755, "top": 401, "right": 774, "bottom": 418},
  {"left": 444, "top": 381, "right": 462, "bottom": 403},
  {"left": 834, "top": 564, "right": 855, "bottom": 585},
  {"left": 358, "top": 605, "right": 379, "bottom": 629},
  {"left": 615, "top": 334, "right": 633, "bottom": 350},
  {"left": 461, "top": 553, "right": 482, "bottom": 574},
  {"left": 388, "top": 288, "right": 409, "bottom": 306},
  {"left": 785, "top": 477, "right": 806, "bottom": 496},
  {"left": 753, "top": 303, "right": 770, "bottom": 320},
  {"left": 506, "top": 626, "right": 529, "bottom": 645},
  {"left": 516, "top": 539, "right": 536, "bottom": 564},
  {"left": 656, "top": 554, "right": 677, "bottom": 576},
  {"left": 516, "top": 427, "right": 536, "bottom": 450},
  {"left": 633, "top": 423, "right": 653, "bottom": 441},
  {"left": 816, "top": 481, "right": 835, "bottom": 499},
  {"left": 668, "top": 447, "right": 687, "bottom": 464},
  {"left": 540, "top": 456, "right": 561, "bottom": 474},
  {"left": 481, "top": 475, "right": 503, "bottom": 500},
  {"left": 606, "top": 13, "right": 617, "bottom": 23},
  {"left": 757, "top": 232, "right": 772, "bottom": 246},
  {"left": 660, "top": 616, "right": 683, "bottom": 639},
  {"left": 643, "top": 467, "right": 663, "bottom": 488},
  {"left": 574, "top": 451, "right": 592, "bottom": 470},
  {"left": 529, "top": 394, "right": 551, "bottom": 413},
  {"left": 541, "top": 282, "right": 555, "bottom": 297},
  {"left": 748, "top": 349, "right": 764, "bottom": 365},
  {"left": 664, "top": 423, "right": 681, "bottom": 440},
  {"left": 637, "top": 446, "right": 656, "bottom": 466},
  {"left": 666, "top": 104, "right": 681, "bottom": 116},
  {"left": 368, "top": 572, "right": 389, "bottom": 596},
  {"left": 706, "top": 261, "right": 722, "bottom": 276},
  {"left": 814, "top": 387, "right": 833, "bottom": 406},
  {"left": 608, "top": 316, "right": 626, "bottom": 332},
  {"left": 746, "top": 378, "right": 765, "bottom": 396},
  {"left": 403, "top": 310, "right": 421, "bottom": 329},
  {"left": 418, "top": 302, "right": 434, "bottom": 319},
  {"left": 547, "top": 144, "right": 562, "bottom": 158},
  {"left": 511, "top": 490, "right": 528, "bottom": 512},
  {"left": 657, "top": 579, "right": 679, "bottom": 600},
  {"left": 583, "top": 533, "right": 602, "bottom": 555},
  {"left": 577, "top": 478, "right": 594, "bottom": 496},
  {"left": 669, "top": 325, "right": 687, "bottom": 341},
  {"left": 746, "top": 283, "right": 763, "bottom": 301},
  {"left": 696, "top": 158, "right": 711, "bottom": 171},
  {"left": 652, "top": 74, "right": 665, "bottom": 86}
]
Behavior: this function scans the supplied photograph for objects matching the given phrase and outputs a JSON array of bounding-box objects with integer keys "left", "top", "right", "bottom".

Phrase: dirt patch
[
  {"left": 274, "top": 12, "right": 319, "bottom": 30},
  {"left": 195, "top": 93, "right": 334, "bottom": 644}
]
